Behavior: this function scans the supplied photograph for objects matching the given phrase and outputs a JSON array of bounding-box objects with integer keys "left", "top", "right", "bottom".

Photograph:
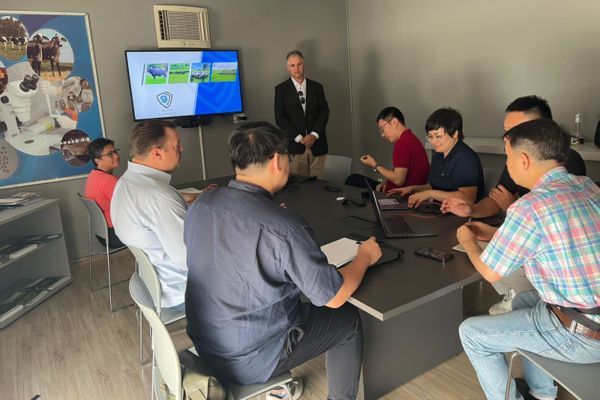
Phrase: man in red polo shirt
[{"left": 360, "top": 106, "right": 430, "bottom": 192}]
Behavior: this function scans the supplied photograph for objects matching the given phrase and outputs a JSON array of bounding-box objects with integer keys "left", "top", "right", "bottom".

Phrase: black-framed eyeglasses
[
  {"left": 298, "top": 90, "right": 305, "bottom": 105},
  {"left": 100, "top": 148, "right": 119, "bottom": 158}
]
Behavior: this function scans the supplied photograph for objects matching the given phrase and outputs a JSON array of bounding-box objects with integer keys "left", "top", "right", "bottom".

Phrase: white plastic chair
[
  {"left": 128, "top": 245, "right": 186, "bottom": 365},
  {"left": 505, "top": 349, "right": 600, "bottom": 400},
  {"left": 129, "top": 272, "right": 293, "bottom": 400},
  {"left": 323, "top": 155, "right": 352, "bottom": 185},
  {"left": 78, "top": 193, "right": 131, "bottom": 312}
]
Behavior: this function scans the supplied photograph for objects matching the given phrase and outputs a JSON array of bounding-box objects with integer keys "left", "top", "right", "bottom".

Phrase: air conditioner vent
[{"left": 154, "top": 5, "right": 210, "bottom": 48}]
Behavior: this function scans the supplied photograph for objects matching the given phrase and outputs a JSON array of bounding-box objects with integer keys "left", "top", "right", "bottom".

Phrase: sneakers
[
  {"left": 515, "top": 377, "right": 537, "bottom": 400},
  {"left": 489, "top": 289, "right": 516, "bottom": 315},
  {"left": 266, "top": 378, "right": 304, "bottom": 400}
]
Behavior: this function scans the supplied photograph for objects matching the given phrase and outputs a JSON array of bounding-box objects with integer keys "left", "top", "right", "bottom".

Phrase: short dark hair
[
  {"left": 425, "top": 107, "right": 464, "bottom": 140},
  {"left": 503, "top": 119, "right": 570, "bottom": 164},
  {"left": 129, "top": 120, "right": 176, "bottom": 158},
  {"left": 376, "top": 106, "right": 405, "bottom": 125},
  {"left": 228, "top": 121, "right": 288, "bottom": 170},
  {"left": 88, "top": 137, "right": 114, "bottom": 166},
  {"left": 286, "top": 50, "right": 304, "bottom": 61},
  {"left": 505, "top": 95, "right": 553, "bottom": 120}
]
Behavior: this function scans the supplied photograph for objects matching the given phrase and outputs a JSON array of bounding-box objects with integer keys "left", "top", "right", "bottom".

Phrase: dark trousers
[
  {"left": 270, "top": 303, "right": 363, "bottom": 400},
  {"left": 96, "top": 227, "right": 125, "bottom": 249}
]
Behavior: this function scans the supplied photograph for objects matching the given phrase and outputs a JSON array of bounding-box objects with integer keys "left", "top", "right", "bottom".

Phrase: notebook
[{"left": 321, "top": 233, "right": 403, "bottom": 268}]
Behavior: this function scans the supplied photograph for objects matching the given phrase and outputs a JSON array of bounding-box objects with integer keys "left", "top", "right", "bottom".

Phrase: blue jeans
[{"left": 459, "top": 290, "right": 600, "bottom": 400}]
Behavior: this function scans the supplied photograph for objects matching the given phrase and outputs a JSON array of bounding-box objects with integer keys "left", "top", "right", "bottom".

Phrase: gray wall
[
  {"left": 347, "top": 0, "right": 600, "bottom": 177},
  {"left": 4, "top": 0, "right": 600, "bottom": 259},
  {"left": 1, "top": 0, "right": 351, "bottom": 258}
]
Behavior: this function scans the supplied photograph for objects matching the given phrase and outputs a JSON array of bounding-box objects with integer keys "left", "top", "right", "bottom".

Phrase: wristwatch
[{"left": 373, "top": 164, "right": 379, "bottom": 173}]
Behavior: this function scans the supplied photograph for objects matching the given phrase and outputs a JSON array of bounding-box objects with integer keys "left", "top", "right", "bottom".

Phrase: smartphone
[{"left": 414, "top": 247, "right": 454, "bottom": 262}]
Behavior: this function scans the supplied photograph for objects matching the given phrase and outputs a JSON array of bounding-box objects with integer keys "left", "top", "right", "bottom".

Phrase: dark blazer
[{"left": 274, "top": 78, "right": 329, "bottom": 156}]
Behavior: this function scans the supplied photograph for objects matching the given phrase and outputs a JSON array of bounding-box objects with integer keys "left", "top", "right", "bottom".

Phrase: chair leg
[
  {"left": 505, "top": 351, "right": 519, "bottom": 400},
  {"left": 107, "top": 249, "right": 113, "bottom": 312},
  {"left": 139, "top": 308, "right": 144, "bottom": 364},
  {"left": 88, "top": 235, "right": 93, "bottom": 290}
]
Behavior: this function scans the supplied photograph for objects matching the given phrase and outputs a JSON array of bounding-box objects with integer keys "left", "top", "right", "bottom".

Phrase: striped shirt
[{"left": 481, "top": 167, "right": 600, "bottom": 311}]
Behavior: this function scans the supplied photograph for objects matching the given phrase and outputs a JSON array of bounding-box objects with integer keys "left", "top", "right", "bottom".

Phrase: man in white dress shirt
[{"left": 111, "top": 120, "right": 202, "bottom": 310}]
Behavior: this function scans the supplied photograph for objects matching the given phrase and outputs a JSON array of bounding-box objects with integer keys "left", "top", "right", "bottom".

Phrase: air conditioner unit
[{"left": 153, "top": 5, "right": 211, "bottom": 48}]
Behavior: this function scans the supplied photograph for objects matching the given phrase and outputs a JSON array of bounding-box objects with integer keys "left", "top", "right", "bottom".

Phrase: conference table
[{"left": 182, "top": 176, "right": 482, "bottom": 399}]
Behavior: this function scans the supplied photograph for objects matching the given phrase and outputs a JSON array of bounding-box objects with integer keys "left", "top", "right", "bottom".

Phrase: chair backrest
[
  {"left": 483, "top": 168, "right": 502, "bottom": 195},
  {"left": 128, "top": 245, "right": 163, "bottom": 313},
  {"left": 130, "top": 273, "right": 183, "bottom": 400},
  {"left": 78, "top": 193, "right": 109, "bottom": 240},
  {"left": 517, "top": 349, "right": 600, "bottom": 400},
  {"left": 323, "top": 155, "right": 352, "bottom": 185}
]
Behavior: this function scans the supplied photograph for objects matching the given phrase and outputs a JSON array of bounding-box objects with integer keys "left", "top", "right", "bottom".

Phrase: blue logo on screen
[{"left": 157, "top": 92, "right": 173, "bottom": 108}]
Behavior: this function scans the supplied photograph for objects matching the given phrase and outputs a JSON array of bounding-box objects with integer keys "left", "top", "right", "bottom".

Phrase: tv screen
[{"left": 124, "top": 49, "right": 243, "bottom": 120}]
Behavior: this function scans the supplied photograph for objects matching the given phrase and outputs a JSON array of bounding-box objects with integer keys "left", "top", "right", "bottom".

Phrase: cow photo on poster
[{"left": 0, "top": 11, "right": 104, "bottom": 188}]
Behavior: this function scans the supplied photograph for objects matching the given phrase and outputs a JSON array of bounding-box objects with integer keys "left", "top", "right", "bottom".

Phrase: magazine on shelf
[
  {"left": 0, "top": 241, "right": 37, "bottom": 260},
  {"left": 0, "top": 192, "right": 38, "bottom": 206},
  {"left": 24, "top": 276, "right": 67, "bottom": 291},
  {"left": 1, "top": 290, "right": 45, "bottom": 307},
  {"left": 0, "top": 304, "right": 24, "bottom": 324},
  {"left": 19, "top": 234, "right": 61, "bottom": 245}
]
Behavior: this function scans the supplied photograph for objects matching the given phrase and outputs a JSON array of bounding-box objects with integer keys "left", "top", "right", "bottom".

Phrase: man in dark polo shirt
[
  {"left": 442, "top": 95, "right": 586, "bottom": 219},
  {"left": 184, "top": 121, "right": 381, "bottom": 400},
  {"left": 441, "top": 95, "right": 587, "bottom": 315}
]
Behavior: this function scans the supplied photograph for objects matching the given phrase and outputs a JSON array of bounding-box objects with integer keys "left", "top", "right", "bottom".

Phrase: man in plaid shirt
[{"left": 456, "top": 119, "right": 600, "bottom": 400}]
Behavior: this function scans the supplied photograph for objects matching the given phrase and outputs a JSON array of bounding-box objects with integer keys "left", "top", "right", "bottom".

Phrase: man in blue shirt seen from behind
[{"left": 184, "top": 121, "right": 381, "bottom": 400}]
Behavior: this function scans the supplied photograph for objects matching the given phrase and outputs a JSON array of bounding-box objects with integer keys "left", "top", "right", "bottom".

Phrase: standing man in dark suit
[{"left": 275, "top": 50, "right": 329, "bottom": 177}]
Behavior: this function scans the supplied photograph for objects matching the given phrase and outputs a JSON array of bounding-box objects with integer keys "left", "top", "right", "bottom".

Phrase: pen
[{"left": 356, "top": 240, "right": 384, "bottom": 245}]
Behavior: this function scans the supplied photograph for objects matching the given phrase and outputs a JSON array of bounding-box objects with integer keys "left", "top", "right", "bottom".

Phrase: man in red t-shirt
[{"left": 360, "top": 107, "right": 430, "bottom": 192}]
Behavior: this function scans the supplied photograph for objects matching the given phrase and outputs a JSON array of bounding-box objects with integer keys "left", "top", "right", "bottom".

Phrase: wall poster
[{"left": 0, "top": 11, "right": 104, "bottom": 189}]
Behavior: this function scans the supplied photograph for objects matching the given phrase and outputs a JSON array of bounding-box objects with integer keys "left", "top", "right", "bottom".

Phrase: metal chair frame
[{"left": 78, "top": 193, "right": 131, "bottom": 312}]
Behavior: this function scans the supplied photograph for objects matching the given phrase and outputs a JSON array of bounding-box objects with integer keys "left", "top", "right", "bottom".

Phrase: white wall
[{"left": 347, "top": 0, "right": 600, "bottom": 177}]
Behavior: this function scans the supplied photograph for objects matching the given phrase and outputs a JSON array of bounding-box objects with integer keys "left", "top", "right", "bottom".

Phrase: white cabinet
[{"left": 0, "top": 199, "right": 71, "bottom": 329}]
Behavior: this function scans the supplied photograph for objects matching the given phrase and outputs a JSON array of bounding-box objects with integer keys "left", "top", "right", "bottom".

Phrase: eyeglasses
[
  {"left": 100, "top": 148, "right": 119, "bottom": 158},
  {"left": 298, "top": 91, "right": 305, "bottom": 105},
  {"left": 425, "top": 134, "right": 446, "bottom": 142},
  {"left": 378, "top": 120, "right": 392, "bottom": 134}
]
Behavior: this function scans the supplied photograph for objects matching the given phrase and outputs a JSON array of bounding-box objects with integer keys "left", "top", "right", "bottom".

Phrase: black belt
[{"left": 548, "top": 304, "right": 600, "bottom": 341}]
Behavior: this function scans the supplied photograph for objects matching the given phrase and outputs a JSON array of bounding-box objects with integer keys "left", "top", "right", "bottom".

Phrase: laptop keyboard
[{"left": 383, "top": 215, "right": 413, "bottom": 235}]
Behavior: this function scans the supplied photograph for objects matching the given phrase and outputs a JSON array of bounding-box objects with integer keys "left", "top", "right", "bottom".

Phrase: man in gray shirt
[{"left": 185, "top": 121, "right": 381, "bottom": 400}]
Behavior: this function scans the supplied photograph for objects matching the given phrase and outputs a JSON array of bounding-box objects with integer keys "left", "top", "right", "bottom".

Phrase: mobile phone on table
[{"left": 414, "top": 247, "right": 454, "bottom": 262}]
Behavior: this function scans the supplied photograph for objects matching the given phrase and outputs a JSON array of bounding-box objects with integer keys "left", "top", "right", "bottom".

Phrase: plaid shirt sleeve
[{"left": 480, "top": 202, "right": 542, "bottom": 277}]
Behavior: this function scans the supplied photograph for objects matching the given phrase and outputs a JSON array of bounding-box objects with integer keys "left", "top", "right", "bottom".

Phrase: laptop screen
[{"left": 364, "top": 177, "right": 385, "bottom": 227}]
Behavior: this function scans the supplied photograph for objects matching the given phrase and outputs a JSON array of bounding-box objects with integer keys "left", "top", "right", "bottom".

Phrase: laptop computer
[{"left": 364, "top": 178, "right": 437, "bottom": 238}]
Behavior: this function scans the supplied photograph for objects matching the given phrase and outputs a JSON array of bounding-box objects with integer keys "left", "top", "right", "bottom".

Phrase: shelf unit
[{"left": 0, "top": 199, "right": 71, "bottom": 329}]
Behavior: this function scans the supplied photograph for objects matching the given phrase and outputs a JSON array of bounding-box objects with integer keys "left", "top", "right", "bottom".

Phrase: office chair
[
  {"left": 323, "top": 155, "right": 352, "bottom": 185},
  {"left": 128, "top": 245, "right": 186, "bottom": 365},
  {"left": 129, "top": 273, "right": 294, "bottom": 400},
  {"left": 505, "top": 349, "right": 600, "bottom": 400},
  {"left": 78, "top": 193, "right": 132, "bottom": 312}
]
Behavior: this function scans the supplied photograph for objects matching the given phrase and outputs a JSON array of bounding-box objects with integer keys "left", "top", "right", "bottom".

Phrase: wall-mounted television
[{"left": 124, "top": 49, "right": 243, "bottom": 121}]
